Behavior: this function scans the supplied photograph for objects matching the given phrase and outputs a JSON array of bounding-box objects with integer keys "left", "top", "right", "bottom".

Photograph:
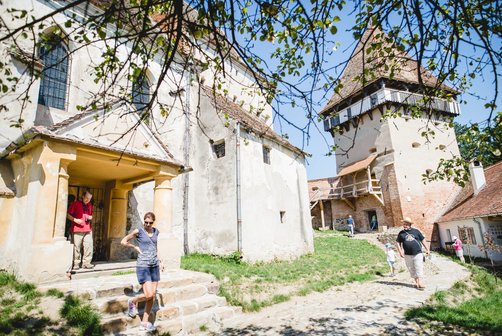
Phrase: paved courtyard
[{"left": 215, "top": 234, "right": 470, "bottom": 335}]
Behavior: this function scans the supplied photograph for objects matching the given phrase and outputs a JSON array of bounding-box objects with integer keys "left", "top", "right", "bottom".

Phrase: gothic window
[
  {"left": 132, "top": 74, "right": 150, "bottom": 112},
  {"left": 38, "top": 36, "right": 69, "bottom": 110}
]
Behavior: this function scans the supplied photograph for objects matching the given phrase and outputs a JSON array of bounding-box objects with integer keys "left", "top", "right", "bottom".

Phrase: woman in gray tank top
[{"left": 120, "top": 212, "right": 164, "bottom": 332}]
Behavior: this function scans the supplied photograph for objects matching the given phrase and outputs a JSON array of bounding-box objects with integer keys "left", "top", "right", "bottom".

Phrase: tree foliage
[
  {"left": 0, "top": 0, "right": 500, "bottom": 169},
  {"left": 455, "top": 118, "right": 502, "bottom": 167}
]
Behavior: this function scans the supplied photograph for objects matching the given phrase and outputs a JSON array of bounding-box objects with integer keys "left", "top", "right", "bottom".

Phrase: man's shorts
[{"left": 136, "top": 266, "right": 160, "bottom": 284}]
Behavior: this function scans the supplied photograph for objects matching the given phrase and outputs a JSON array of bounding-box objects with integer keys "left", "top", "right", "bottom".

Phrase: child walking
[{"left": 385, "top": 243, "right": 396, "bottom": 276}]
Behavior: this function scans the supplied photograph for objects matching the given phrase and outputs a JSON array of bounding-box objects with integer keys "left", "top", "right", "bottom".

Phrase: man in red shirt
[{"left": 67, "top": 190, "right": 94, "bottom": 270}]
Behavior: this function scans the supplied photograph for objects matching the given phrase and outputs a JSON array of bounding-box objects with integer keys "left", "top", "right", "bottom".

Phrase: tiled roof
[
  {"left": 439, "top": 161, "right": 502, "bottom": 222},
  {"left": 201, "top": 86, "right": 308, "bottom": 156},
  {"left": 3, "top": 103, "right": 183, "bottom": 168},
  {"left": 337, "top": 153, "right": 377, "bottom": 176},
  {"left": 321, "top": 26, "right": 458, "bottom": 115}
]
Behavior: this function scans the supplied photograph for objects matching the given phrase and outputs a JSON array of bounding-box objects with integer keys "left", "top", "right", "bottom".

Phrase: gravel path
[{"left": 215, "top": 234, "right": 470, "bottom": 336}]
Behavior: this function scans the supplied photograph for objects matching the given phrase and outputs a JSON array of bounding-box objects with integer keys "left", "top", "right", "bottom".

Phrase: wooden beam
[{"left": 341, "top": 198, "right": 356, "bottom": 210}]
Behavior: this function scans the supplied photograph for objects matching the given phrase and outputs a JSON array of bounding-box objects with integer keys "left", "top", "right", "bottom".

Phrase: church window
[
  {"left": 38, "top": 36, "right": 69, "bottom": 110},
  {"left": 132, "top": 73, "right": 150, "bottom": 112}
]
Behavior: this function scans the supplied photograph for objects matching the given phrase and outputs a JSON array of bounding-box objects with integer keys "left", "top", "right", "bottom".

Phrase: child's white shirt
[{"left": 386, "top": 249, "right": 396, "bottom": 262}]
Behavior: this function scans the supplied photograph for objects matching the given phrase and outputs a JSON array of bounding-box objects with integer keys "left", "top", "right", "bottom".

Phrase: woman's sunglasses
[{"left": 144, "top": 221, "right": 154, "bottom": 224}]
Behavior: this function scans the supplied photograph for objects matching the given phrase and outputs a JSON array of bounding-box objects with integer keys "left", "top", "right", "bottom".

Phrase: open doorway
[
  {"left": 68, "top": 186, "right": 106, "bottom": 261},
  {"left": 366, "top": 210, "right": 378, "bottom": 231}
]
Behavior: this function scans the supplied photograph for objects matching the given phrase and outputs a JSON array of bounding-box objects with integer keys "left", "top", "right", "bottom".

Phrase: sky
[{"left": 268, "top": 10, "right": 501, "bottom": 180}]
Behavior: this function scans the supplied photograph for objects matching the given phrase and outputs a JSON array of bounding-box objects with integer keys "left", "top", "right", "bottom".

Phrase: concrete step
[
  {"left": 113, "top": 306, "right": 239, "bottom": 336},
  {"left": 94, "top": 284, "right": 223, "bottom": 315},
  {"left": 39, "top": 269, "right": 218, "bottom": 300},
  {"left": 100, "top": 294, "right": 229, "bottom": 334},
  {"left": 39, "top": 269, "right": 240, "bottom": 335}
]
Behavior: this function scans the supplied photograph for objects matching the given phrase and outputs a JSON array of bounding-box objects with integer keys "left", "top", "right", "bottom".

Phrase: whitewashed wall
[{"left": 438, "top": 218, "right": 502, "bottom": 262}]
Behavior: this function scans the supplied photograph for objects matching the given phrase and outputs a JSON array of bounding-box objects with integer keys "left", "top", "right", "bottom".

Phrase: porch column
[
  {"left": 108, "top": 186, "right": 132, "bottom": 260},
  {"left": 154, "top": 175, "right": 182, "bottom": 269},
  {"left": 319, "top": 200, "right": 326, "bottom": 230},
  {"left": 53, "top": 160, "right": 70, "bottom": 240}
]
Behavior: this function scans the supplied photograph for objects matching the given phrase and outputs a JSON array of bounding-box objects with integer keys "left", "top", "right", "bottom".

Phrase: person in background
[
  {"left": 385, "top": 243, "right": 396, "bottom": 276},
  {"left": 452, "top": 236, "right": 465, "bottom": 263},
  {"left": 67, "top": 190, "right": 94, "bottom": 270},
  {"left": 121, "top": 212, "right": 165, "bottom": 332},
  {"left": 396, "top": 217, "right": 429, "bottom": 290},
  {"left": 347, "top": 215, "right": 355, "bottom": 237},
  {"left": 370, "top": 214, "right": 378, "bottom": 231}
]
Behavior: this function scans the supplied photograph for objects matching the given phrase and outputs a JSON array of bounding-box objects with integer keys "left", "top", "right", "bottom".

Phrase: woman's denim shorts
[{"left": 136, "top": 266, "right": 160, "bottom": 284}]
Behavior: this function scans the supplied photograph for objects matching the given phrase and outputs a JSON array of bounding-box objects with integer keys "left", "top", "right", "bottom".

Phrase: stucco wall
[
  {"left": 388, "top": 114, "right": 461, "bottom": 237},
  {"left": 1, "top": 0, "right": 314, "bottom": 276}
]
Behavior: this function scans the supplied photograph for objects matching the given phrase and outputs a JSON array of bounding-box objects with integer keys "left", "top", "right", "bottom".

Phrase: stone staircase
[{"left": 39, "top": 269, "right": 241, "bottom": 335}]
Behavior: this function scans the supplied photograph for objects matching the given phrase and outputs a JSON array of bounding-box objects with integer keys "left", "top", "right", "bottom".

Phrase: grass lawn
[
  {"left": 0, "top": 272, "right": 101, "bottom": 336},
  {"left": 181, "top": 234, "right": 387, "bottom": 311},
  {"left": 406, "top": 263, "right": 502, "bottom": 334}
]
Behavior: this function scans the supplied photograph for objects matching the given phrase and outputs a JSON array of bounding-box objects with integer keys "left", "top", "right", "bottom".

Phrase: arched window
[
  {"left": 132, "top": 74, "right": 150, "bottom": 112},
  {"left": 38, "top": 36, "right": 69, "bottom": 109}
]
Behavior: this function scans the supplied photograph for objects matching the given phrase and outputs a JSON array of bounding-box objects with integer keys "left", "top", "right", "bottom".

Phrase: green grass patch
[
  {"left": 182, "top": 235, "right": 387, "bottom": 311},
  {"left": 0, "top": 271, "right": 102, "bottom": 336},
  {"left": 111, "top": 270, "right": 135, "bottom": 276},
  {"left": 0, "top": 272, "right": 48, "bottom": 335},
  {"left": 45, "top": 288, "right": 64, "bottom": 299},
  {"left": 406, "top": 264, "right": 502, "bottom": 333},
  {"left": 60, "top": 295, "right": 102, "bottom": 336}
]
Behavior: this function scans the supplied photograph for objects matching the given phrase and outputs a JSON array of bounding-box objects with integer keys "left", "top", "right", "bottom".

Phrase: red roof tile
[
  {"left": 201, "top": 85, "right": 308, "bottom": 156},
  {"left": 321, "top": 26, "right": 458, "bottom": 115},
  {"left": 439, "top": 161, "right": 502, "bottom": 222}
]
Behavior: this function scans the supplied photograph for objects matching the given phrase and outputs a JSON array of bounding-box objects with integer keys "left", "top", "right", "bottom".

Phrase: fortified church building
[
  {"left": 312, "top": 27, "right": 462, "bottom": 244},
  {"left": 0, "top": 0, "right": 313, "bottom": 283}
]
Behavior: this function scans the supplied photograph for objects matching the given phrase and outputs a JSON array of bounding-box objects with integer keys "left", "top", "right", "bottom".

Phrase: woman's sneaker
[
  {"left": 127, "top": 298, "right": 138, "bottom": 317},
  {"left": 139, "top": 322, "right": 156, "bottom": 332}
]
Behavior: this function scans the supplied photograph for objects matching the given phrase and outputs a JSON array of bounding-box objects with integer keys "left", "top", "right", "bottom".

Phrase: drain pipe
[
  {"left": 182, "top": 61, "right": 193, "bottom": 255},
  {"left": 236, "top": 121, "right": 242, "bottom": 253},
  {"left": 473, "top": 217, "right": 488, "bottom": 259}
]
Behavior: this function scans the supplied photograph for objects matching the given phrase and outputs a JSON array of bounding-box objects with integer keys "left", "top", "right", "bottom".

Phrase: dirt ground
[{"left": 211, "top": 234, "right": 472, "bottom": 336}]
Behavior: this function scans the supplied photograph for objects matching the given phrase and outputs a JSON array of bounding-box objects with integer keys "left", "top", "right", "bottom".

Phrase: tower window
[
  {"left": 280, "top": 211, "right": 286, "bottom": 223},
  {"left": 38, "top": 36, "right": 69, "bottom": 110},
  {"left": 346, "top": 107, "right": 352, "bottom": 118},
  {"left": 212, "top": 141, "right": 225, "bottom": 158},
  {"left": 263, "top": 145, "right": 271, "bottom": 164},
  {"left": 370, "top": 94, "right": 378, "bottom": 107}
]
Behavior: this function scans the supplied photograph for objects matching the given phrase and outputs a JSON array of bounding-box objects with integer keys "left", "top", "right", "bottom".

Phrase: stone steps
[{"left": 39, "top": 269, "right": 240, "bottom": 335}]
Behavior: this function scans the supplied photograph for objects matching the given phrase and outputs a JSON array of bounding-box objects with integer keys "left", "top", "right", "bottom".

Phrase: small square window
[
  {"left": 280, "top": 211, "right": 286, "bottom": 223},
  {"left": 263, "top": 146, "right": 271, "bottom": 164},
  {"left": 212, "top": 141, "right": 225, "bottom": 158},
  {"left": 370, "top": 93, "right": 378, "bottom": 107}
]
